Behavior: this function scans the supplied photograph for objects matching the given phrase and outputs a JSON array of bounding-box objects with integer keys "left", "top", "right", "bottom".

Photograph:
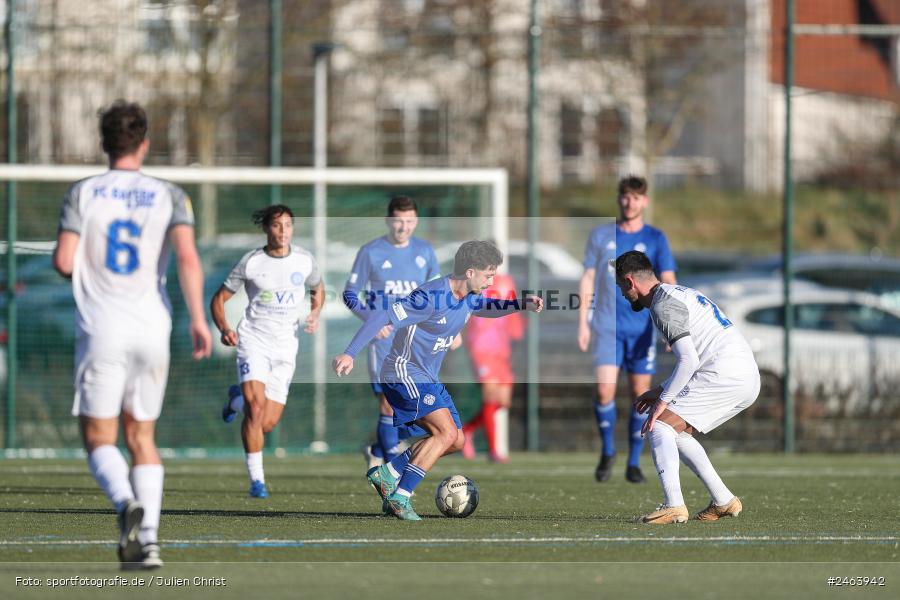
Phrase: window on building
[
  {"left": 560, "top": 103, "right": 583, "bottom": 158},
  {"left": 418, "top": 107, "right": 446, "bottom": 157},
  {"left": 596, "top": 108, "right": 625, "bottom": 158},
  {"left": 379, "top": 108, "right": 405, "bottom": 166}
]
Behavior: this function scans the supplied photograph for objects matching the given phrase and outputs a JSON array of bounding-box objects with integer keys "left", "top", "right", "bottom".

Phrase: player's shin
[
  {"left": 130, "top": 464, "right": 164, "bottom": 545},
  {"left": 394, "top": 463, "right": 427, "bottom": 498},
  {"left": 595, "top": 402, "right": 617, "bottom": 457},
  {"left": 648, "top": 421, "right": 684, "bottom": 507},
  {"left": 88, "top": 445, "right": 135, "bottom": 511},
  {"left": 377, "top": 415, "right": 400, "bottom": 460},
  {"left": 246, "top": 451, "right": 265, "bottom": 484},
  {"left": 385, "top": 448, "right": 412, "bottom": 478},
  {"left": 627, "top": 408, "right": 645, "bottom": 466},
  {"left": 675, "top": 431, "right": 734, "bottom": 506}
]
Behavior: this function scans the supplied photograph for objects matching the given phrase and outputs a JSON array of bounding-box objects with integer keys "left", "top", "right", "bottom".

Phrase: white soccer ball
[{"left": 435, "top": 475, "right": 479, "bottom": 518}]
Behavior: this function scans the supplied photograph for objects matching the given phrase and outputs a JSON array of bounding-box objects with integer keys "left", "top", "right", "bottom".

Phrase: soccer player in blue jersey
[
  {"left": 577, "top": 175, "right": 677, "bottom": 483},
  {"left": 342, "top": 196, "right": 440, "bottom": 469},
  {"left": 334, "top": 241, "right": 543, "bottom": 520}
]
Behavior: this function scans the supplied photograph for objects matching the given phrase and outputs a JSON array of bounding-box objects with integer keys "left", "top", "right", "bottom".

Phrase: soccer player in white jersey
[
  {"left": 614, "top": 251, "right": 760, "bottom": 524},
  {"left": 53, "top": 100, "right": 212, "bottom": 569},
  {"left": 210, "top": 205, "right": 324, "bottom": 498}
]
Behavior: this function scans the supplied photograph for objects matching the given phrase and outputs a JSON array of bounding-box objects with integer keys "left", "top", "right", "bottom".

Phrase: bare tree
[{"left": 599, "top": 0, "right": 744, "bottom": 182}]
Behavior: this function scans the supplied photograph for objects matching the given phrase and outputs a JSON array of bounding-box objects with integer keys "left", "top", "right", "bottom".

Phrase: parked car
[
  {"left": 673, "top": 250, "right": 752, "bottom": 278},
  {"left": 710, "top": 286, "right": 900, "bottom": 415},
  {"left": 742, "top": 252, "right": 900, "bottom": 310}
]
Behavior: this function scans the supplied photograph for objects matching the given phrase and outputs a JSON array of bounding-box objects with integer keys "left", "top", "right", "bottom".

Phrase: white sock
[
  {"left": 246, "top": 451, "right": 265, "bottom": 483},
  {"left": 648, "top": 422, "right": 684, "bottom": 507},
  {"left": 88, "top": 445, "right": 134, "bottom": 512},
  {"left": 230, "top": 393, "right": 245, "bottom": 414},
  {"left": 131, "top": 464, "right": 164, "bottom": 545},
  {"left": 495, "top": 407, "right": 509, "bottom": 457},
  {"left": 676, "top": 431, "right": 734, "bottom": 506},
  {"left": 386, "top": 462, "right": 401, "bottom": 479}
]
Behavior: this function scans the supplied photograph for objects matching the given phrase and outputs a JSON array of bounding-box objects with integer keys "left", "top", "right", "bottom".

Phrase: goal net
[{"left": 0, "top": 165, "right": 508, "bottom": 455}]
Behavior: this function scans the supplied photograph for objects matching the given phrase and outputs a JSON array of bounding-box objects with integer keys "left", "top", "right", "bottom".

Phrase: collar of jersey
[{"left": 263, "top": 245, "right": 292, "bottom": 259}]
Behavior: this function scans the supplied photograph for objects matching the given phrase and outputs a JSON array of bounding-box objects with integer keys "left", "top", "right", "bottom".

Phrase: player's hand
[
  {"left": 634, "top": 387, "right": 661, "bottom": 414},
  {"left": 525, "top": 295, "right": 544, "bottom": 313},
  {"left": 642, "top": 400, "right": 668, "bottom": 436},
  {"left": 220, "top": 328, "right": 238, "bottom": 347},
  {"left": 577, "top": 322, "right": 591, "bottom": 352},
  {"left": 191, "top": 320, "right": 213, "bottom": 360},
  {"left": 304, "top": 312, "right": 320, "bottom": 334},
  {"left": 450, "top": 333, "right": 463, "bottom": 350},
  {"left": 375, "top": 324, "right": 394, "bottom": 339},
  {"left": 332, "top": 353, "right": 354, "bottom": 377}
]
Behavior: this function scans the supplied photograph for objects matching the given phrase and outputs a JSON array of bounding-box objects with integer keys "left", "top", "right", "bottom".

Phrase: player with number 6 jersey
[{"left": 54, "top": 100, "right": 212, "bottom": 570}]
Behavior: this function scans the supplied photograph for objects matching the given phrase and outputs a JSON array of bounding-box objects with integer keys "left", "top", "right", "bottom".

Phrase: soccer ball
[{"left": 435, "top": 475, "right": 479, "bottom": 518}]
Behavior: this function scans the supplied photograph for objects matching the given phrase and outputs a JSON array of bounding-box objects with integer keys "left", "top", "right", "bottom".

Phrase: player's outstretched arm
[
  {"left": 474, "top": 294, "right": 543, "bottom": 318},
  {"left": 332, "top": 353, "right": 354, "bottom": 377},
  {"left": 525, "top": 295, "right": 544, "bottom": 313},
  {"left": 210, "top": 285, "right": 238, "bottom": 346},
  {"left": 170, "top": 224, "right": 212, "bottom": 359}
]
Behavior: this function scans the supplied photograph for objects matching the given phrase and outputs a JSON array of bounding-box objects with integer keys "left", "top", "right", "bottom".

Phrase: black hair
[
  {"left": 615, "top": 250, "right": 655, "bottom": 280},
  {"left": 387, "top": 195, "right": 418, "bottom": 216},
  {"left": 618, "top": 174, "right": 648, "bottom": 196},
  {"left": 98, "top": 100, "right": 148, "bottom": 159},
  {"left": 453, "top": 240, "right": 503, "bottom": 276},
  {"left": 252, "top": 204, "right": 294, "bottom": 230}
]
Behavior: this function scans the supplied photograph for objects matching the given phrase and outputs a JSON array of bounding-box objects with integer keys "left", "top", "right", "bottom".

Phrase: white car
[{"left": 709, "top": 287, "right": 900, "bottom": 415}]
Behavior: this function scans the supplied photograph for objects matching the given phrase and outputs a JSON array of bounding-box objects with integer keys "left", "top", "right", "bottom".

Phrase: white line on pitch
[
  {"left": 1, "top": 535, "right": 897, "bottom": 547},
  {"left": 1, "top": 466, "right": 897, "bottom": 478}
]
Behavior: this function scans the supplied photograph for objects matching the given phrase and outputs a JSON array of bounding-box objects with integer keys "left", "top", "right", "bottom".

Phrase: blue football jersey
[
  {"left": 583, "top": 223, "right": 677, "bottom": 335},
  {"left": 382, "top": 276, "right": 480, "bottom": 386},
  {"left": 344, "top": 236, "right": 439, "bottom": 318}
]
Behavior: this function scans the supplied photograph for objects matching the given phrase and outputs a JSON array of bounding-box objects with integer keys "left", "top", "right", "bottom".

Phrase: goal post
[{"left": 0, "top": 165, "right": 508, "bottom": 455}]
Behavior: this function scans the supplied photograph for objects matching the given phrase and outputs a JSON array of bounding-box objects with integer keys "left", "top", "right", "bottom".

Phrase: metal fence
[{"left": 2, "top": 0, "right": 899, "bottom": 453}]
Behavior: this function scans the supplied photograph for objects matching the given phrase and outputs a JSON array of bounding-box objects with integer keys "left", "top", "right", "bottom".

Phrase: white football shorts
[
  {"left": 666, "top": 352, "right": 761, "bottom": 434},
  {"left": 72, "top": 330, "right": 171, "bottom": 421},
  {"left": 235, "top": 333, "right": 297, "bottom": 405}
]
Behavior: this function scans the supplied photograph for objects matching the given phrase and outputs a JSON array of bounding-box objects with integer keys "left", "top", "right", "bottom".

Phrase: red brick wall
[{"left": 770, "top": 0, "right": 899, "bottom": 102}]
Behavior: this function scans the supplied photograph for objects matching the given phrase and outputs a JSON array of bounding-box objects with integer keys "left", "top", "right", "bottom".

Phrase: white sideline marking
[
  {"left": 1, "top": 465, "right": 898, "bottom": 478},
  {"left": 1, "top": 535, "right": 897, "bottom": 547}
]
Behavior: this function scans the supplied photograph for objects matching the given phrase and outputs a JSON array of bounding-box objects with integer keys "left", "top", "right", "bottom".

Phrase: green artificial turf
[{"left": 1, "top": 453, "right": 897, "bottom": 599}]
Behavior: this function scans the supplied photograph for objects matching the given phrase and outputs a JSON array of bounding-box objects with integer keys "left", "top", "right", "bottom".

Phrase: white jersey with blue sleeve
[
  {"left": 57, "top": 169, "right": 194, "bottom": 337},
  {"left": 222, "top": 246, "right": 321, "bottom": 345},
  {"left": 648, "top": 283, "right": 760, "bottom": 433},
  {"left": 649, "top": 283, "right": 752, "bottom": 365}
]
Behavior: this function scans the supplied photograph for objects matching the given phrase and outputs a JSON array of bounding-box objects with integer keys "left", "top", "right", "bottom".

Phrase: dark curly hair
[
  {"left": 453, "top": 240, "right": 503, "bottom": 276},
  {"left": 99, "top": 100, "right": 147, "bottom": 159},
  {"left": 252, "top": 204, "right": 294, "bottom": 230}
]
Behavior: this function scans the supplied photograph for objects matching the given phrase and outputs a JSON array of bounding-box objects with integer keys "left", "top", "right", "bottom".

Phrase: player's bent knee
[
  {"left": 437, "top": 428, "right": 458, "bottom": 451},
  {"left": 450, "top": 430, "right": 466, "bottom": 453}
]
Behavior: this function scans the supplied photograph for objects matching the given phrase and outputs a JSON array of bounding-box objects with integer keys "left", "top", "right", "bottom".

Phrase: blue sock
[
  {"left": 627, "top": 408, "right": 645, "bottom": 467},
  {"left": 370, "top": 443, "right": 384, "bottom": 459},
  {"left": 386, "top": 448, "right": 412, "bottom": 478},
  {"left": 377, "top": 415, "right": 400, "bottom": 460},
  {"left": 395, "top": 463, "right": 427, "bottom": 497},
  {"left": 595, "top": 403, "right": 617, "bottom": 457}
]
